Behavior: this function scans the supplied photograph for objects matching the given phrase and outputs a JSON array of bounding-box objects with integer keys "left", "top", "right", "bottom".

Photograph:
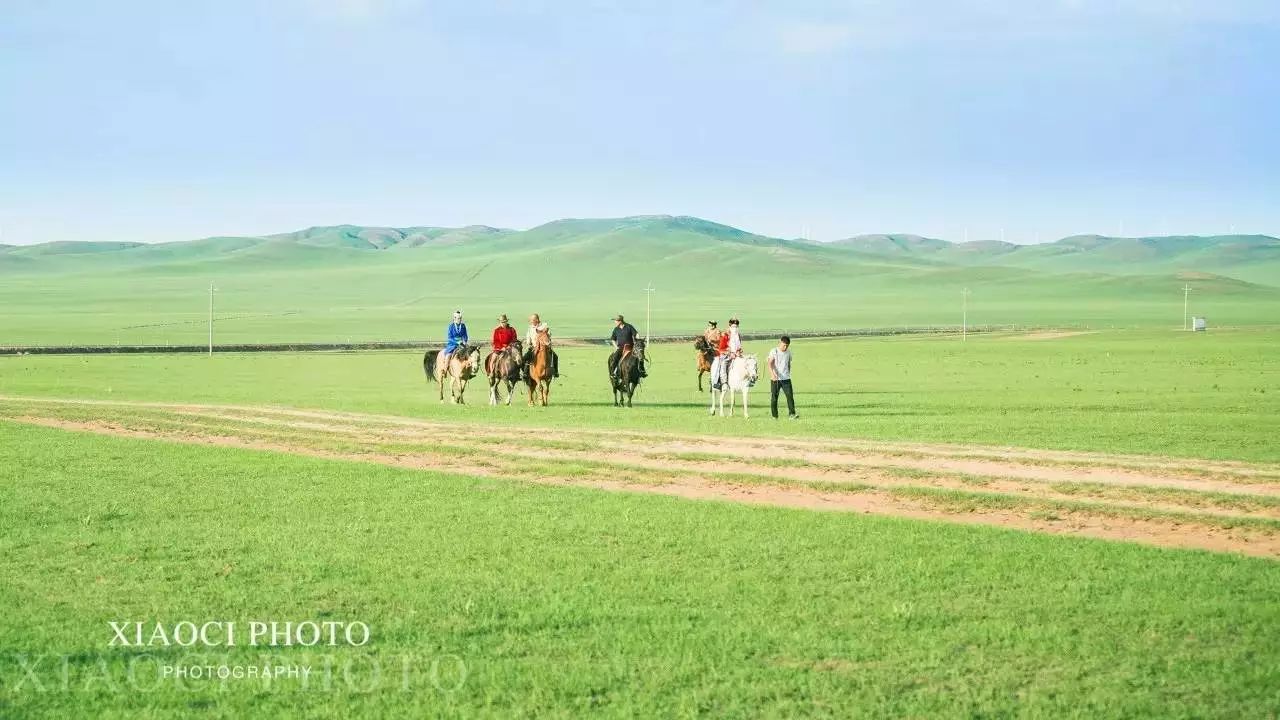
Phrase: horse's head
[
  {"left": 694, "top": 336, "right": 708, "bottom": 351},
  {"left": 501, "top": 341, "right": 523, "bottom": 367},
  {"left": 742, "top": 355, "right": 759, "bottom": 385},
  {"left": 634, "top": 338, "right": 647, "bottom": 362},
  {"left": 464, "top": 345, "right": 482, "bottom": 371}
]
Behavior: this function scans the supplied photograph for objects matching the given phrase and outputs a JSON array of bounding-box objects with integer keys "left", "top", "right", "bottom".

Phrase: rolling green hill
[
  {"left": 0, "top": 217, "right": 1277, "bottom": 346},
  {"left": 836, "top": 232, "right": 1280, "bottom": 280}
]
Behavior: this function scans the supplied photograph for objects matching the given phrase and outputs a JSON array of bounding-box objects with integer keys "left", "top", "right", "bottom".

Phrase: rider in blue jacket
[{"left": 444, "top": 310, "right": 469, "bottom": 359}]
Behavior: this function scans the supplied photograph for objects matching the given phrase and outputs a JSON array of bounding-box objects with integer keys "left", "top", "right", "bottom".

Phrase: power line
[
  {"left": 1183, "top": 283, "right": 1190, "bottom": 331},
  {"left": 208, "top": 282, "right": 218, "bottom": 356},
  {"left": 643, "top": 282, "right": 655, "bottom": 344}
]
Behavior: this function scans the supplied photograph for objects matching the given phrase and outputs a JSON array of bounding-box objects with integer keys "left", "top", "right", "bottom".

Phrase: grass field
[
  {"left": 3, "top": 330, "right": 1276, "bottom": 461},
  {"left": 3, "top": 421, "right": 1280, "bottom": 718},
  {"left": 4, "top": 224, "right": 1280, "bottom": 715}
]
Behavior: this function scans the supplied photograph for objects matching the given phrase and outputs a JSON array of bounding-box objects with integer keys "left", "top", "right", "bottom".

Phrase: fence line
[{"left": 0, "top": 325, "right": 1088, "bottom": 356}]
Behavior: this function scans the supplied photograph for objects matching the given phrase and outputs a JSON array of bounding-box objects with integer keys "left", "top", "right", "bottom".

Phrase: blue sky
[{"left": 2, "top": 0, "right": 1277, "bottom": 245}]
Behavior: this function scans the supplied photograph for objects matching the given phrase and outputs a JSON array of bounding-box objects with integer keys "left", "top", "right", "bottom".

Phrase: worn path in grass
[{"left": 4, "top": 395, "right": 1280, "bottom": 558}]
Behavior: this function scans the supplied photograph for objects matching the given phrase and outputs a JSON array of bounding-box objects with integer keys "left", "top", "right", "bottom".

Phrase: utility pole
[
  {"left": 208, "top": 282, "right": 217, "bottom": 356},
  {"left": 1183, "top": 284, "right": 1190, "bottom": 331},
  {"left": 643, "top": 282, "right": 655, "bottom": 344},
  {"left": 962, "top": 288, "right": 971, "bottom": 341}
]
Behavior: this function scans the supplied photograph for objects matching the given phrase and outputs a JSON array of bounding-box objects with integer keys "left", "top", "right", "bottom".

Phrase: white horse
[{"left": 710, "top": 354, "right": 759, "bottom": 418}]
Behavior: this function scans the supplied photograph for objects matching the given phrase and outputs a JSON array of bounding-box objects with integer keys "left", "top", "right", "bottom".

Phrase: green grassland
[
  {"left": 4, "top": 217, "right": 1280, "bottom": 716},
  {"left": 2, "top": 217, "right": 1278, "bottom": 346},
  {"left": 3, "top": 421, "right": 1279, "bottom": 718},
  {"left": 2, "top": 330, "right": 1277, "bottom": 462}
]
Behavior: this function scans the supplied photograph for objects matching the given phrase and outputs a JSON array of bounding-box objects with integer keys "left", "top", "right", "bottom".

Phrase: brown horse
[
  {"left": 694, "top": 336, "right": 716, "bottom": 391},
  {"left": 611, "top": 338, "right": 647, "bottom": 407},
  {"left": 524, "top": 342, "right": 554, "bottom": 406},
  {"left": 424, "top": 344, "right": 482, "bottom": 404},
  {"left": 486, "top": 341, "right": 524, "bottom": 406}
]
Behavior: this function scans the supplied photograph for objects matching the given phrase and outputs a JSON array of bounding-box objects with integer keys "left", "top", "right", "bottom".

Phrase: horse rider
[
  {"left": 608, "top": 314, "right": 646, "bottom": 380},
  {"left": 443, "top": 309, "right": 469, "bottom": 362},
  {"left": 488, "top": 313, "right": 518, "bottom": 374},
  {"left": 711, "top": 317, "right": 740, "bottom": 389},
  {"left": 524, "top": 313, "right": 559, "bottom": 377},
  {"left": 726, "top": 316, "right": 743, "bottom": 356},
  {"left": 703, "top": 320, "right": 721, "bottom": 347}
]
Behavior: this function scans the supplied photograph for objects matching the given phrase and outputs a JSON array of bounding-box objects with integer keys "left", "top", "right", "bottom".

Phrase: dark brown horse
[
  {"left": 694, "top": 336, "right": 715, "bottom": 391},
  {"left": 611, "top": 338, "right": 647, "bottom": 407},
  {"left": 486, "top": 341, "right": 524, "bottom": 406}
]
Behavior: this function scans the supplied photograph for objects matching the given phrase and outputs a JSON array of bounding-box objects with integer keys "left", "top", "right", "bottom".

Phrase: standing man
[
  {"left": 768, "top": 335, "right": 797, "bottom": 420},
  {"left": 608, "top": 314, "right": 644, "bottom": 379},
  {"left": 443, "top": 310, "right": 468, "bottom": 361},
  {"left": 524, "top": 313, "right": 559, "bottom": 377}
]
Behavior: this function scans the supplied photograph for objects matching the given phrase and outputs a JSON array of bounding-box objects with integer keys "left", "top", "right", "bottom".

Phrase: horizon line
[{"left": 2, "top": 214, "right": 1277, "bottom": 249}]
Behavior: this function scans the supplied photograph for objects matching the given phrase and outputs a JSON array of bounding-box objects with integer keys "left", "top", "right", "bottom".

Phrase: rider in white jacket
[
  {"left": 712, "top": 317, "right": 742, "bottom": 389},
  {"left": 727, "top": 318, "right": 742, "bottom": 355}
]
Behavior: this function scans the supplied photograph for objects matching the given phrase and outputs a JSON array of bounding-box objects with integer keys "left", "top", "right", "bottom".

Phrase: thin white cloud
[
  {"left": 299, "top": 0, "right": 421, "bottom": 22},
  {"left": 778, "top": 21, "right": 854, "bottom": 54}
]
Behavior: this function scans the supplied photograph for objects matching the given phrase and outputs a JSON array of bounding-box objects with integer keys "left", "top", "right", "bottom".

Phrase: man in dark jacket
[{"left": 608, "top": 314, "right": 645, "bottom": 379}]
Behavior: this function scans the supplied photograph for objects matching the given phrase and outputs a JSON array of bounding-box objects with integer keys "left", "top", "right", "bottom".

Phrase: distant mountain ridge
[{"left": 2, "top": 216, "right": 1277, "bottom": 284}]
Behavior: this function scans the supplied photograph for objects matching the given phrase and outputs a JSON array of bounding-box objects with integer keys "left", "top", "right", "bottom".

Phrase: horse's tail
[{"left": 423, "top": 350, "right": 438, "bottom": 383}]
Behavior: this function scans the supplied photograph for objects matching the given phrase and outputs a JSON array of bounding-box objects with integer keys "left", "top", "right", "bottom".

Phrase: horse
[
  {"left": 710, "top": 354, "right": 759, "bottom": 418},
  {"left": 611, "top": 338, "right": 647, "bottom": 407},
  {"left": 424, "top": 344, "right": 482, "bottom": 404},
  {"left": 523, "top": 341, "right": 554, "bottom": 406},
  {"left": 486, "top": 341, "right": 524, "bottom": 406},
  {"left": 694, "top": 336, "right": 715, "bottom": 391}
]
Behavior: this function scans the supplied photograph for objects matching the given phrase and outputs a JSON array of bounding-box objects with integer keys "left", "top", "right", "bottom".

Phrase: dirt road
[{"left": 5, "top": 395, "right": 1279, "bottom": 558}]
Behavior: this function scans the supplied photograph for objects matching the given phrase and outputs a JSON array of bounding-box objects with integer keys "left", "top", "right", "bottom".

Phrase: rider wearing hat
[
  {"left": 703, "top": 320, "right": 721, "bottom": 346},
  {"left": 523, "top": 313, "right": 559, "bottom": 378},
  {"left": 492, "top": 314, "right": 517, "bottom": 352},
  {"left": 488, "top": 314, "right": 519, "bottom": 375},
  {"left": 711, "top": 317, "right": 740, "bottom": 389},
  {"left": 608, "top": 314, "right": 646, "bottom": 380},
  {"left": 443, "top": 310, "right": 469, "bottom": 360}
]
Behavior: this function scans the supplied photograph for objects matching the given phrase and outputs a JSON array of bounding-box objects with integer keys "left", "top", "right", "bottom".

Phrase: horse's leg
[
  {"left": 437, "top": 371, "right": 446, "bottom": 403},
  {"left": 489, "top": 379, "right": 497, "bottom": 406},
  {"left": 743, "top": 387, "right": 750, "bottom": 419},
  {"left": 457, "top": 378, "right": 466, "bottom": 404}
]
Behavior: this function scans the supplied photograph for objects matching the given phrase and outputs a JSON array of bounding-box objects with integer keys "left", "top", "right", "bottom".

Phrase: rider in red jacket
[{"left": 492, "top": 314, "right": 518, "bottom": 351}]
